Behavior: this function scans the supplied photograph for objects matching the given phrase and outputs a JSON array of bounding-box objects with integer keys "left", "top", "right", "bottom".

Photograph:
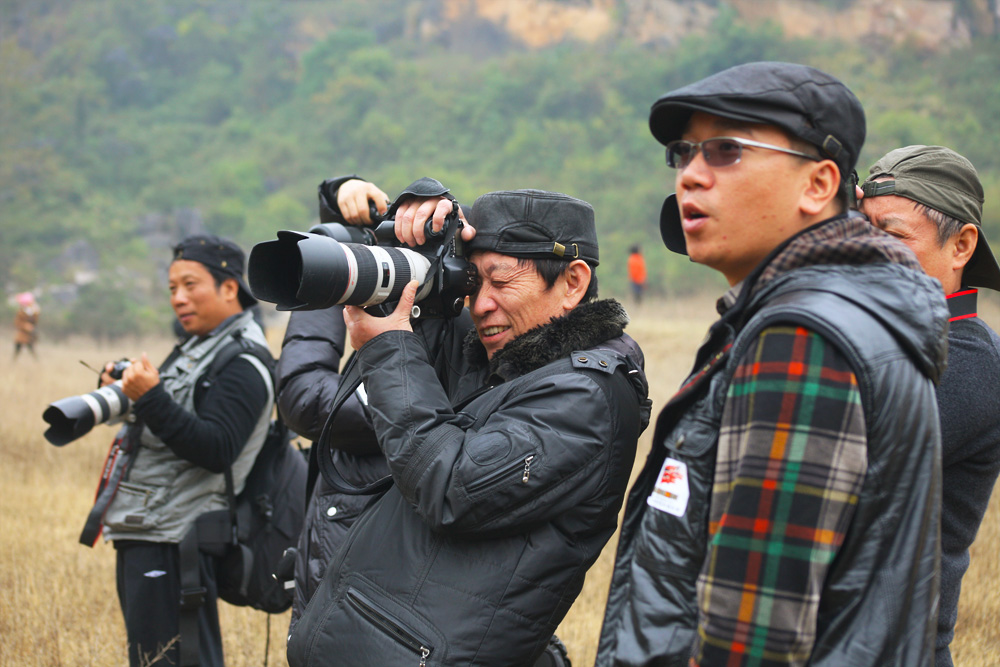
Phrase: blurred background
[
  {"left": 4, "top": 3, "right": 1000, "bottom": 663},
  {"left": 2, "top": 0, "right": 999, "bottom": 333}
]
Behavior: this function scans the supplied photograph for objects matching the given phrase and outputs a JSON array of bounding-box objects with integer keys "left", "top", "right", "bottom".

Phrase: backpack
[{"left": 193, "top": 335, "right": 307, "bottom": 614}]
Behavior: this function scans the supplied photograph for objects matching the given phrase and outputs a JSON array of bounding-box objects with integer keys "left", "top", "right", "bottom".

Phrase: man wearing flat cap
[
  {"left": 96, "top": 234, "right": 275, "bottom": 667},
  {"left": 859, "top": 145, "right": 1000, "bottom": 667},
  {"left": 285, "top": 183, "right": 651, "bottom": 667},
  {"left": 596, "top": 62, "right": 949, "bottom": 666}
]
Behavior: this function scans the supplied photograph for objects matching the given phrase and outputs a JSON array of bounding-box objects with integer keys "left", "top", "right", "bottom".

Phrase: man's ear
[
  {"left": 799, "top": 160, "right": 841, "bottom": 216},
  {"left": 953, "top": 223, "right": 979, "bottom": 271},
  {"left": 220, "top": 277, "right": 240, "bottom": 303},
  {"left": 562, "top": 259, "right": 592, "bottom": 310}
]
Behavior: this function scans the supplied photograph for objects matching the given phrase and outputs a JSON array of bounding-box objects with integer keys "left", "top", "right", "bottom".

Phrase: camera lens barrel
[
  {"left": 333, "top": 244, "right": 431, "bottom": 307},
  {"left": 249, "top": 231, "right": 432, "bottom": 311},
  {"left": 43, "top": 381, "right": 132, "bottom": 446}
]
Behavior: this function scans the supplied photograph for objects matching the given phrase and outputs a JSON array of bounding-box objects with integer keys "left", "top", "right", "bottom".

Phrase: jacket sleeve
[
  {"left": 318, "top": 175, "right": 363, "bottom": 223},
  {"left": 353, "top": 329, "right": 639, "bottom": 538},
  {"left": 934, "top": 322, "right": 1000, "bottom": 660},
  {"left": 276, "top": 306, "right": 379, "bottom": 453},
  {"left": 132, "top": 356, "right": 270, "bottom": 474},
  {"left": 694, "top": 325, "right": 867, "bottom": 666}
]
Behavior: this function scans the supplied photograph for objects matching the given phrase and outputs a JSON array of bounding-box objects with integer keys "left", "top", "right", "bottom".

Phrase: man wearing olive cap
[
  {"left": 285, "top": 184, "right": 651, "bottom": 666},
  {"left": 859, "top": 145, "right": 1000, "bottom": 667},
  {"left": 96, "top": 234, "right": 274, "bottom": 667},
  {"left": 596, "top": 62, "right": 949, "bottom": 666}
]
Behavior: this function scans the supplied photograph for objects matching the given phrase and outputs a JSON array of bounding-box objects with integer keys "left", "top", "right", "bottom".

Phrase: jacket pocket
[
  {"left": 346, "top": 588, "right": 434, "bottom": 666},
  {"left": 465, "top": 453, "right": 537, "bottom": 497},
  {"left": 633, "top": 417, "right": 717, "bottom": 574},
  {"left": 290, "top": 571, "right": 449, "bottom": 667},
  {"left": 103, "top": 482, "right": 168, "bottom": 531},
  {"left": 304, "top": 493, "right": 370, "bottom": 595}
]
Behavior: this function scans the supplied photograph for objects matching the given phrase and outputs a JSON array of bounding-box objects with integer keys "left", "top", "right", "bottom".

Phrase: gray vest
[{"left": 103, "top": 311, "right": 273, "bottom": 543}]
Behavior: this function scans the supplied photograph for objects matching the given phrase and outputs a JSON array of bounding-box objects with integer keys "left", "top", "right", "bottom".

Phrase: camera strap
[
  {"left": 314, "top": 355, "right": 392, "bottom": 497},
  {"left": 78, "top": 346, "right": 180, "bottom": 547},
  {"left": 78, "top": 419, "right": 143, "bottom": 547}
]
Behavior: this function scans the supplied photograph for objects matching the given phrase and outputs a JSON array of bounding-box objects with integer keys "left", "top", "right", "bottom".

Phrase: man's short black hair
[
  {"left": 786, "top": 134, "right": 852, "bottom": 213},
  {"left": 203, "top": 264, "right": 240, "bottom": 295},
  {"left": 517, "top": 257, "right": 599, "bottom": 303}
]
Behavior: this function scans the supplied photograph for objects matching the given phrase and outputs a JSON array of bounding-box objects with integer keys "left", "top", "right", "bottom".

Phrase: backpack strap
[
  {"left": 178, "top": 330, "right": 276, "bottom": 643},
  {"left": 177, "top": 526, "right": 206, "bottom": 667},
  {"left": 199, "top": 330, "right": 276, "bottom": 394},
  {"left": 196, "top": 331, "right": 278, "bottom": 542}
]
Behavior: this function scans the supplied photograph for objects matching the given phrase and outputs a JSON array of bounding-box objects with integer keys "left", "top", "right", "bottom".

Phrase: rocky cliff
[{"left": 420, "top": 0, "right": 998, "bottom": 50}]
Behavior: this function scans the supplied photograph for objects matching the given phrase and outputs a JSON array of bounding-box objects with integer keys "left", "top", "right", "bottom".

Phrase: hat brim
[
  {"left": 236, "top": 278, "right": 258, "bottom": 309},
  {"left": 649, "top": 99, "right": 849, "bottom": 181},
  {"left": 650, "top": 100, "right": 790, "bottom": 147},
  {"left": 965, "top": 231, "right": 1000, "bottom": 292},
  {"left": 659, "top": 194, "right": 688, "bottom": 255}
]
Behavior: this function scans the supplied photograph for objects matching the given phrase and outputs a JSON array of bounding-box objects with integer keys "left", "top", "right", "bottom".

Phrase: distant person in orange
[
  {"left": 627, "top": 245, "right": 647, "bottom": 304},
  {"left": 13, "top": 292, "right": 40, "bottom": 359}
]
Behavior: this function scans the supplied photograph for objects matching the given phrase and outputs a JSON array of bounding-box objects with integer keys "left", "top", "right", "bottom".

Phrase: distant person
[
  {"left": 95, "top": 234, "right": 274, "bottom": 667},
  {"left": 858, "top": 144, "right": 1000, "bottom": 667},
  {"left": 13, "top": 292, "right": 40, "bottom": 359},
  {"left": 596, "top": 61, "right": 949, "bottom": 666},
  {"left": 627, "top": 245, "right": 647, "bottom": 305}
]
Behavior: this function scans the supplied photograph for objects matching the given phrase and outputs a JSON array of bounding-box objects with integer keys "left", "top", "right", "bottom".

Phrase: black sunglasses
[{"left": 665, "top": 136, "right": 821, "bottom": 170}]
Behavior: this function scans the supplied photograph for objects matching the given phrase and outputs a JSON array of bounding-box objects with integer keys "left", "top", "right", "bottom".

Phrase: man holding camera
[
  {"left": 858, "top": 144, "right": 1000, "bottom": 667},
  {"left": 99, "top": 234, "right": 274, "bottom": 667},
  {"left": 596, "top": 62, "right": 949, "bottom": 665},
  {"left": 284, "top": 185, "right": 651, "bottom": 666}
]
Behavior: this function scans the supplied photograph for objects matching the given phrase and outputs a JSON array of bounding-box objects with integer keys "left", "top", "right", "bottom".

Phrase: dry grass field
[{"left": 2, "top": 292, "right": 999, "bottom": 666}]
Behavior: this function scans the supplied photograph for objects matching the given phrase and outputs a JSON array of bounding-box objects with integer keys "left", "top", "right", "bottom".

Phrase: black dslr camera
[
  {"left": 43, "top": 359, "right": 133, "bottom": 446},
  {"left": 248, "top": 178, "right": 477, "bottom": 318}
]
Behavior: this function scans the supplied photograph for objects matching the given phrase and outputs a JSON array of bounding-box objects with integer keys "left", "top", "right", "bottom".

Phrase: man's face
[
  {"left": 169, "top": 259, "right": 239, "bottom": 336},
  {"left": 858, "top": 185, "right": 955, "bottom": 290},
  {"left": 674, "top": 112, "right": 820, "bottom": 285},
  {"left": 468, "top": 251, "right": 570, "bottom": 360}
]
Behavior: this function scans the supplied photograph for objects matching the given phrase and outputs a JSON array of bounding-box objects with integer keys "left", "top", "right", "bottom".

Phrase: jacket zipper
[
  {"left": 346, "top": 589, "right": 432, "bottom": 666},
  {"left": 466, "top": 454, "right": 536, "bottom": 494}
]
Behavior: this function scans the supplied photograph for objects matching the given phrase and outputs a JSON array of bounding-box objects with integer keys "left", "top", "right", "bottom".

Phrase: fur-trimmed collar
[{"left": 462, "top": 299, "right": 630, "bottom": 381}]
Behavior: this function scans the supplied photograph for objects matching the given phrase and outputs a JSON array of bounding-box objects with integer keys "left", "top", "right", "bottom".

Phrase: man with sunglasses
[
  {"left": 597, "top": 62, "right": 949, "bottom": 666},
  {"left": 858, "top": 145, "right": 1000, "bottom": 667}
]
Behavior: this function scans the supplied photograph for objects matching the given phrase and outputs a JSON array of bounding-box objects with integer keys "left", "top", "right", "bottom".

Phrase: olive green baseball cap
[{"left": 862, "top": 145, "right": 1000, "bottom": 291}]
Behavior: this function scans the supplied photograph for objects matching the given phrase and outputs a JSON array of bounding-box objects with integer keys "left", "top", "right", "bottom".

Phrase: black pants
[
  {"left": 13, "top": 342, "right": 36, "bottom": 358},
  {"left": 115, "top": 540, "right": 224, "bottom": 667}
]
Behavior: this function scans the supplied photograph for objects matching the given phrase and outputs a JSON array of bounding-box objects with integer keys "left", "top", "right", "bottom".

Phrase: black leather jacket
[
  {"left": 276, "top": 305, "right": 388, "bottom": 623},
  {"left": 597, "top": 260, "right": 949, "bottom": 666},
  {"left": 287, "top": 299, "right": 651, "bottom": 666}
]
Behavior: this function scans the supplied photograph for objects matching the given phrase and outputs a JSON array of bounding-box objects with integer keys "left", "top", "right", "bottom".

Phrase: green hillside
[{"left": 3, "top": 1, "right": 999, "bottom": 337}]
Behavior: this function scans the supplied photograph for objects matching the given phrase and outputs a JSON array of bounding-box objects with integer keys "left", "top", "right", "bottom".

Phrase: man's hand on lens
[
  {"left": 338, "top": 179, "right": 389, "bottom": 225},
  {"left": 343, "top": 280, "right": 418, "bottom": 350},
  {"left": 394, "top": 197, "right": 476, "bottom": 247},
  {"left": 120, "top": 353, "right": 160, "bottom": 401},
  {"left": 99, "top": 364, "right": 118, "bottom": 388}
]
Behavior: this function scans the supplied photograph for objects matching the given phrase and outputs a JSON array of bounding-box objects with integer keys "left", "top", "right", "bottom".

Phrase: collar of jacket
[
  {"left": 693, "top": 213, "right": 932, "bottom": 378},
  {"left": 947, "top": 288, "right": 978, "bottom": 322},
  {"left": 462, "top": 298, "right": 629, "bottom": 382},
  {"left": 715, "top": 213, "right": 921, "bottom": 327}
]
